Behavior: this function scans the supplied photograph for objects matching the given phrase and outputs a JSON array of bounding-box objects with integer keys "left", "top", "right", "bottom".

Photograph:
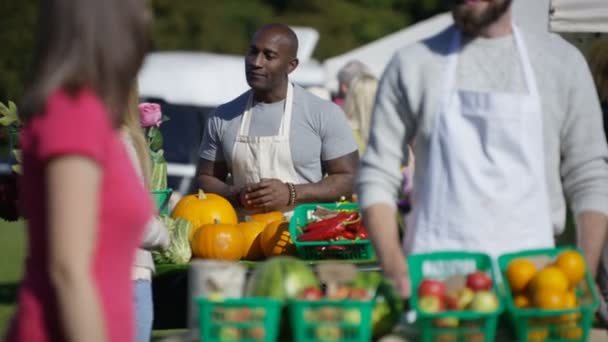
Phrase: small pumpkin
[
  {"left": 260, "top": 220, "right": 296, "bottom": 257},
  {"left": 247, "top": 211, "right": 284, "bottom": 226},
  {"left": 191, "top": 223, "right": 244, "bottom": 261},
  {"left": 172, "top": 189, "right": 238, "bottom": 240},
  {"left": 238, "top": 221, "right": 266, "bottom": 260}
]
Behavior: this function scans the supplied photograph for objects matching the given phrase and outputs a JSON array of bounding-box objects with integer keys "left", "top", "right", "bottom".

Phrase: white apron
[
  {"left": 404, "top": 26, "right": 554, "bottom": 259},
  {"left": 231, "top": 82, "right": 300, "bottom": 219}
]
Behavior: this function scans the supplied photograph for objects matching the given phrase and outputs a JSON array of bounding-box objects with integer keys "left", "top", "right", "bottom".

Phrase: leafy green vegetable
[
  {"left": 153, "top": 216, "right": 192, "bottom": 265},
  {"left": 150, "top": 149, "right": 167, "bottom": 191}
]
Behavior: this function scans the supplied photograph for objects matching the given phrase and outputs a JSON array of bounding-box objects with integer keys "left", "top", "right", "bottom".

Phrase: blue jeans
[{"left": 134, "top": 280, "right": 153, "bottom": 342}]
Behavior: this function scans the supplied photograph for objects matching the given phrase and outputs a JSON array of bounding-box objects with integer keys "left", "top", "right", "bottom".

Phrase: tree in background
[{"left": 0, "top": 0, "right": 447, "bottom": 102}]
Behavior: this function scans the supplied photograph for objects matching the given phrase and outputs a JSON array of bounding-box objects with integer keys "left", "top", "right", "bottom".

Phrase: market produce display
[
  {"left": 151, "top": 216, "right": 192, "bottom": 265},
  {"left": 195, "top": 256, "right": 401, "bottom": 342},
  {"left": 408, "top": 252, "right": 503, "bottom": 342},
  {"left": 290, "top": 203, "right": 375, "bottom": 260},
  {"left": 172, "top": 190, "right": 238, "bottom": 241},
  {"left": 499, "top": 247, "right": 599, "bottom": 342},
  {"left": 244, "top": 256, "right": 319, "bottom": 301}
]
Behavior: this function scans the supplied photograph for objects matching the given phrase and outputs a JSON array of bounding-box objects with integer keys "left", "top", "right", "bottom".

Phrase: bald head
[
  {"left": 252, "top": 23, "right": 298, "bottom": 59},
  {"left": 245, "top": 23, "right": 300, "bottom": 101}
]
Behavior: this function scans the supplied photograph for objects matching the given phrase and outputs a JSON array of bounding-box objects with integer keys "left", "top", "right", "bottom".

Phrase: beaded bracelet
[{"left": 286, "top": 182, "right": 297, "bottom": 206}]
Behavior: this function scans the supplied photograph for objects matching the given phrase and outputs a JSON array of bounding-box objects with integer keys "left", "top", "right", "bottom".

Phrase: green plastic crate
[
  {"left": 151, "top": 188, "right": 172, "bottom": 215},
  {"left": 497, "top": 246, "right": 600, "bottom": 342},
  {"left": 408, "top": 251, "right": 504, "bottom": 342},
  {"left": 288, "top": 298, "right": 374, "bottom": 342},
  {"left": 289, "top": 203, "right": 375, "bottom": 261},
  {"left": 197, "top": 297, "right": 282, "bottom": 342}
]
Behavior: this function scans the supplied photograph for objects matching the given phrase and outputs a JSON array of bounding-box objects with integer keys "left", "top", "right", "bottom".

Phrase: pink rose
[{"left": 138, "top": 102, "right": 162, "bottom": 127}]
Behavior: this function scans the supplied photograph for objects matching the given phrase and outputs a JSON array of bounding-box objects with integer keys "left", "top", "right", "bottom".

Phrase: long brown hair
[
  {"left": 122, "top": 84, "right": 152, "bottom": 186},
  {"left": 20, "top": 0, "right": 150, "bottom": 126}
]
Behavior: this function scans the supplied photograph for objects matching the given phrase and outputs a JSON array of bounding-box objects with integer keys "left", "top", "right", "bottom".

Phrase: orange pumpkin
[
  {"left": 190, "top": 223, "right": 244, "bottom": 261},
  {"left": 237, "top": 221, "right": 266, "bottom": 260},
  {"left": 260, "top": 220, "right": 296, "bottom": 257},
  {"left": 247, "top": 211, "right": 284, "bottom": 226},
  {"left": 172, "top": 189, "right": 238, "bottom": 240}
]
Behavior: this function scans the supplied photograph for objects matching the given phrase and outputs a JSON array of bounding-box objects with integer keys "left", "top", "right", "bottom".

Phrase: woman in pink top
[{"left": 5, "top": 0, "right": 152, "bottom": 341}]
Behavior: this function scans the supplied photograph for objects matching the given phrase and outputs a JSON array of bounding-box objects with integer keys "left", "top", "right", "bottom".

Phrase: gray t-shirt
[{"left": 200, "top": 84, "right": 357, "bottom": 183}]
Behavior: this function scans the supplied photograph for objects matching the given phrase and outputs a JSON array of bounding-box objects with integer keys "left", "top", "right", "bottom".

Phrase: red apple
[
  {"left": 418, "top": 295, "right": 445, "bottom": 313},
  {"left": 465, "top": 271, "right": 493, "bottom": 292},
  {"left": 417, "top": 279, "right": 447, "bottom": 298},
  {"left": 299, "top": 286, "right": 323, "bottom": 300},
  {"left": 469, "top": 291, "right": 499, "bottom": 312}
]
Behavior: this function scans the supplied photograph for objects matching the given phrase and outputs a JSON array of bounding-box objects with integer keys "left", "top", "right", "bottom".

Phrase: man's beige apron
[
  {"left": 231, "top": 82, "right": 300, "bottom": 220},
  {"left": 405, "top": 26, "right": 554, "bottom": 262}
]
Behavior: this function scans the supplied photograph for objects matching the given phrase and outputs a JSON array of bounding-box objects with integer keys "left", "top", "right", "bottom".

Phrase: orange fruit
[
  {"left": 563, "top": 290, "right": 577, "bottom": 308},
  {"left": 506, "top": 258, "right": 537, "bottom": 292},
  {"left": 558, "top": 290, "right": 581, "bottom": 323},
  {"left": 514, "top": 294, "right": 531, "bottom": 308},
  {"left": 530, "top": 266, "right": 569, "bottom": 293},
  {"left": 554, "top": 250, "right": 586, "bottom": 288},
  {"left": 533, "top": 288, "right": 566, "bottom": 310}
]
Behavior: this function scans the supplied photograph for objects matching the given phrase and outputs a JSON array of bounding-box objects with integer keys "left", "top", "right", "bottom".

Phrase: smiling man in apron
[
  {"left": 197, "top": 24, "right": 358, "bottom": 219},
  {"left": 355, "top": 0, "right": 608, "bottom": 298}
]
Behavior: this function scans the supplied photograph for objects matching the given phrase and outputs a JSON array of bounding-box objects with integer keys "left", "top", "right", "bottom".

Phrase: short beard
[{"left": 452, "top": 0, "right": 512, "bottom": 35}]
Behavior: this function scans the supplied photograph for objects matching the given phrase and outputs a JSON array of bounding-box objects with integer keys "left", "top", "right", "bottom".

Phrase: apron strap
[{"left": 238, "top": 82, "right": 294, "bottom": 137}]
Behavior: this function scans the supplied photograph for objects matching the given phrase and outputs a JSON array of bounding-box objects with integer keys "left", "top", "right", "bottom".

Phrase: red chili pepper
[
  {"left": 298, "top": 223, "right": 345, "bottom": 241},
  {"left": 303, "top": 212, "right": 354, "bottom": 232},
  {"left": 342, "top": 231, "right": 356, "bottom": 240},
  {"left": 357, "top": 227, "right": 368, "bottom": 239},
  {"left": 345, "top": 217, "right": 363, "bottom": 232}
]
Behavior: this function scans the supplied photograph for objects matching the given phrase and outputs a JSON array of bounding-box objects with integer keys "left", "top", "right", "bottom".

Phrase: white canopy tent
[
  {"left": 549, "top": 0, "right": 608, "bottom": 33},
  {"left": 322, "top": 12, "right": 453, "bottom": 92}
]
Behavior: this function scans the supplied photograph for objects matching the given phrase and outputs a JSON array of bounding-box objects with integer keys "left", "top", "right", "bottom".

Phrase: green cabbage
[{"left": 153, "top": 216, "right": 192, "bottom": 265}]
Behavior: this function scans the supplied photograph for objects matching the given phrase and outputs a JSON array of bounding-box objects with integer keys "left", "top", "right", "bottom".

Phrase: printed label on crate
[{"left": 422, "top": 259, "right": 477, "bottom": 280}]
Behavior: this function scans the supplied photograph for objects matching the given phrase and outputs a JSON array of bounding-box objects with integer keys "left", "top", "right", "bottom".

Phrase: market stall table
[{"left": 152, "top": 259, "right": 381, "bottom": 330}]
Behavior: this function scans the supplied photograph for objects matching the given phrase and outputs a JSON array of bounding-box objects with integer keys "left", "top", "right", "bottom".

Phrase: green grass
[{"left": 0, "top": 219, "right": 26, "bottom": 338}]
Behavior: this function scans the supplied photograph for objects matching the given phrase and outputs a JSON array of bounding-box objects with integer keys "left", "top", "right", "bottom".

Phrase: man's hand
[{"left": 242, "top": 178, "right": 290, "bottom": 212}]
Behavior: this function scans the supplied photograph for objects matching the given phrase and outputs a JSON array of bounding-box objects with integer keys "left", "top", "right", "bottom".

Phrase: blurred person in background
[
  {"left": 121, "top": 86, "right": 169, "bottom": 342},
  {"left": 334, "top": 60, "right": 373, "bottom": 108},
  {"left": 343, "top": 73, "right": 378, "bottom": 154},
  {"left": 197, "top": 23, "right": 358, "bottom": 218},
  {"left": 5, "top": 0, "right": 152, "bottom": 341},
  {"left": 356, "top": 0, "right": 608, "bottom": 299}
]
